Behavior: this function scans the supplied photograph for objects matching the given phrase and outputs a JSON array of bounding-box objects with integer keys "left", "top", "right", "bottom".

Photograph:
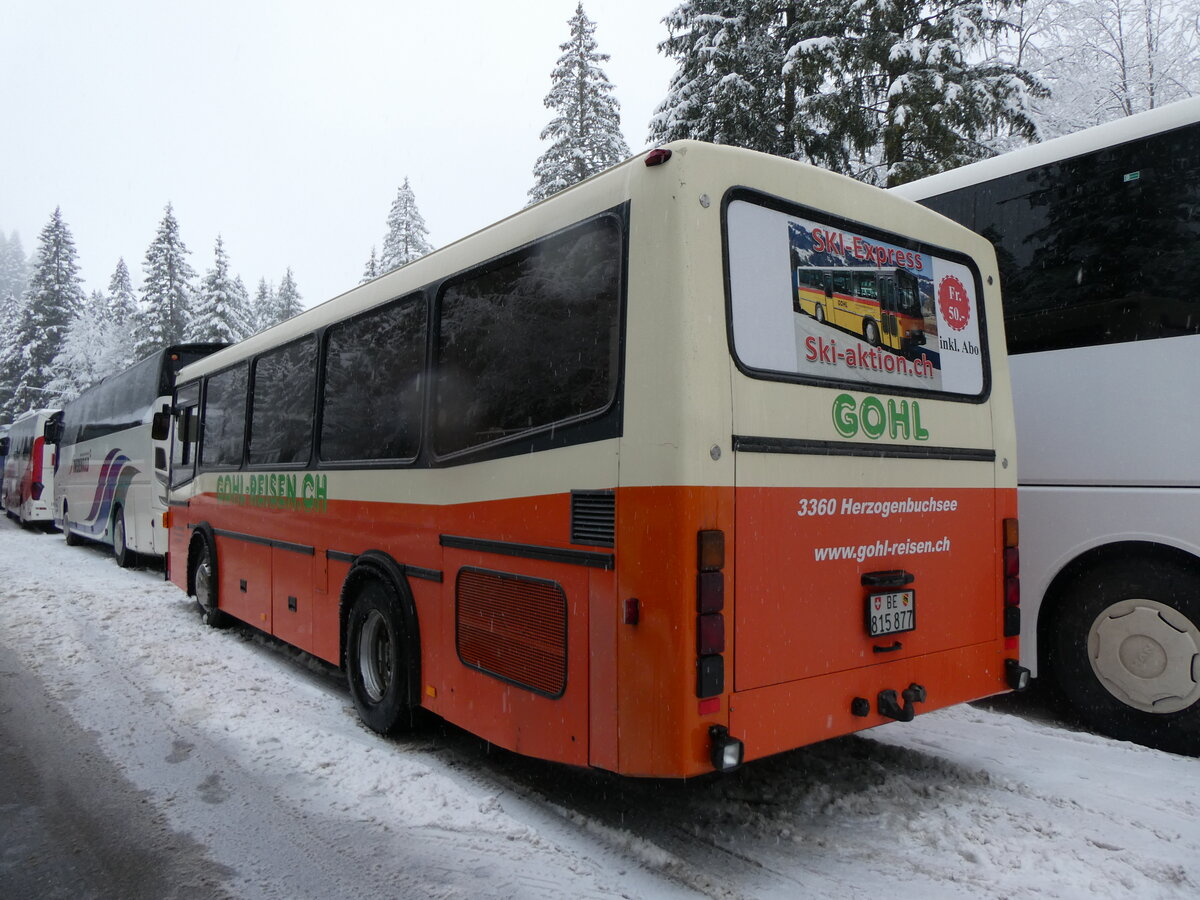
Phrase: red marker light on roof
[{"left": 644, "top": 148, "right": 673, "bottom": 167}]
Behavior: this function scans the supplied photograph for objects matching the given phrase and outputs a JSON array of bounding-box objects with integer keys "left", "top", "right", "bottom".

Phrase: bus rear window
[{"left": 725, "top": 193, "right": 986, "bottom": 397}]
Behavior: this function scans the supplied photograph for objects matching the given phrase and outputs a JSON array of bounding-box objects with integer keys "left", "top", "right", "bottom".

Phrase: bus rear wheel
[
  {"left": 345, "top": 577, "right": 414, "bottom": 735},
  {"left": 113, "top": 506, "right": 134, "bottom": 568},
  {"left": 1047, "top": 556, "right": 1200, "bottom": 755}
]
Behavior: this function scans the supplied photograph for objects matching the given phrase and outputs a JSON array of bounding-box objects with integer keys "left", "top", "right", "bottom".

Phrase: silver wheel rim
[
  {"left": 195, "top": 554, "right": 214, "bottom": 612},
  {"left": 114, "top": 515, "right": 126, "bottom": 556},
  {"left": 358, "top": 609, "right": 393, "bottom": 704},
  {"left": 1088, "top": 597, "right": 1200, "bottom": 714},
  {"left": 816, "top": 305, "right": 824, "bottom": 323}
]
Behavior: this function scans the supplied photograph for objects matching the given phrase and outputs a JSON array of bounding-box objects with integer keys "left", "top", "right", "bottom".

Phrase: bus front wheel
[
  {"left": 113, "top": 506, "right": 134, "bottom": 568},
  {"left": 345, "top": 576, "right": 415, "bottom": 735},
  {"left": 191, "top": 533, "right": 229, "bottom": 629},
  {"left": 1047, "top": 556, "right": 1200, "bottom": 755},
  {"left": 863, "top": 318, "right": 881, "bottom": 347},
  {"left": 815, "top": 304, "right": 826, "bottom": 324}
]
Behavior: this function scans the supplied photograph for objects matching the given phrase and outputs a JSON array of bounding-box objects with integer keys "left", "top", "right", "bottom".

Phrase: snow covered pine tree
[
  {"left": 380, "top": 179, "right": 433, "bottom": 275},
  {"left": 4, "top": 207, "right": 84, "bottom": 416},
  {"left": 133, "top": 204, "right": 197, "bottom": 360},
  {"left": 651, "top": 0, "right": 1041, "bottom": 186},
  {"left": 528, "top": 3, "right": 630, "bottom": 203}
]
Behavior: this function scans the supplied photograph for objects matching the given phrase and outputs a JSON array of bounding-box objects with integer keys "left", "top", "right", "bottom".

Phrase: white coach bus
[
  {"left": 894, "top": 98, "right": 1200, "bottom": 754},
  {"left": 50, "top": 344, "right": 225, "bottom": 565},
  {"left": 2, "top": 407, "right": 62, "bottom": 526}
]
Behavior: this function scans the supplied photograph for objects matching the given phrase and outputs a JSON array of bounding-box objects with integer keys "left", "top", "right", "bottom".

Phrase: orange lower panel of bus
[
  {"left": 169, "top": 481, "right": 1016, "bottom": 778},
  {"left": 729, "top": 639, "right": 1010, "bottom": 765}
]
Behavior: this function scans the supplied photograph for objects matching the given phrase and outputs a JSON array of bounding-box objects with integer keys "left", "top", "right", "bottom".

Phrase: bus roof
[
  {"left": 176, "top": 140, "right": 987, "bottom": 384},
  {"left": 893, "top": 96, "right": 1200, "bottom": 200}
]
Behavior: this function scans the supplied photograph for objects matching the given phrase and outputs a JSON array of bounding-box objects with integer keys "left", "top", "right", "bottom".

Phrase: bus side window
[{"left": 248, "top": 337, "right": 318, "bottom": 467}]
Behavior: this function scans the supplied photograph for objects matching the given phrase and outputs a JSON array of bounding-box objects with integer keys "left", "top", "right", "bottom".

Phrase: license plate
[{"left": 867, "top": 590, "right": 916, "bottom": 637}]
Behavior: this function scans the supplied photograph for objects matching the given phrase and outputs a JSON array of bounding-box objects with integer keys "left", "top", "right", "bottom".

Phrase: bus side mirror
[
  {"left": 151, "top": 411, "right": 171, "bottom": 441},
  {"left": 43, "top": 419, "right": 63, "bottom": 445}
]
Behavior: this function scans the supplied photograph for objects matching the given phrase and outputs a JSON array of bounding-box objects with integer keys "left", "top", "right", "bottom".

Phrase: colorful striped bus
[
  {"left": 2, "top": 408, "right": 62, "bottom": 527},
  {"left": 164, "top": 141, "right": 1024, "bottom": 777},
  {"left": 50, "top": 344, "right": 225, "bottom": 566}
]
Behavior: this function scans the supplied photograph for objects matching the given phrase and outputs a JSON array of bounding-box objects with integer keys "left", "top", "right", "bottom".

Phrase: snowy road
[{"left": 0, "top": 520, "right": 1196, "bottom": 899}]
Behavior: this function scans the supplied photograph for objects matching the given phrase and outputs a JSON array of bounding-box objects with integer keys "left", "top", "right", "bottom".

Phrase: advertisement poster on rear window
[{"left": 726, "top": 197, "right": 986, "bottom": 396}]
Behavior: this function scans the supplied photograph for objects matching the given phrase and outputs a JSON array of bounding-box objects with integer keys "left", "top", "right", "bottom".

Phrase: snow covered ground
[{"left": 0, "top": 519, "right": 1196, "bottom": 899}]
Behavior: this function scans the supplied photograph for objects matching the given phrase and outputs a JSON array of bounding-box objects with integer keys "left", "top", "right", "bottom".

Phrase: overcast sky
[{"left": 3, "top": 0, "right": 677, "bottom": 309}]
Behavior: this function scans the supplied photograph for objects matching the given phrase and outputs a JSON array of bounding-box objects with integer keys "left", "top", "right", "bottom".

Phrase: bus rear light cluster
[
  {"left": 1003, "top": 518, "right": 1020, "bottom": 637},
  {"left": 696, "top": 530, "right": 726, "bottom": 698}
]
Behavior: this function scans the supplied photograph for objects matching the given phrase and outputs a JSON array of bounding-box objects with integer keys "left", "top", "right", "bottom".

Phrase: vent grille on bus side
[
  {"left": 571, "top": 490, "right": 615, "bottom": 547},
  {"left": 455, "top": 568, "right": 567, "bottom": 698}
]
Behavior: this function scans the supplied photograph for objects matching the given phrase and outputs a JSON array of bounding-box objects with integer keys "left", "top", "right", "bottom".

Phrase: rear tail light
[
  {"left": 696, "top": 530, "right": 726, "bottom": 700},
  {"left": 698, "top": 530, "right": 724, "bottom": 571},
  {"left": 30, "top": 481, "right": 44, "bottom": 501},
  {"left": 698, "top": 612, "right": 725, "bottom": 654},
  {"left": 1003, "top": 517, "right": 1020, "bottom": 638}
]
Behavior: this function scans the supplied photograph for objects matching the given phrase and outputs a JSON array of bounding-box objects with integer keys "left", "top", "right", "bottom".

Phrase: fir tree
[
  {"left": 361, "top": 246, "right": 380, "bottom": 283},
  {"left": 4, "top": 207, "right": 86, "bottom": 416},
  {"left": 47, "top": 290, "right": 120, "bottom": 400},
  {"left": 264, "top": 268, "right": 304, "bottom": 327},
  {"left": 232, "top": 275, "right": 252, "bottom": 337},
  {"left": 380, "top": 179, "right": 432, "bottom": 273},
  {"left": 252, "top": 278, "right": 275, "bottom": 333},
  {"left": 191, "top": 236, "right": 251, "bottom": 344},
  {"left": 0, "top": 230, "right": 31, "bottom": 306},
  {"left": 529, "top": 3, "right": 631, "bottom": 203},
  {"left": 0, "top": 231, "right": 30, "bottom": 415},
  {"left": 105, "top": 258, "right": 138, "bottom": 368},
  {"left": 133, "top": 203, "right": 196, "bottom": 360},
  {"left": 651, "top": 1, "right": 1042, "bottom": 186}
]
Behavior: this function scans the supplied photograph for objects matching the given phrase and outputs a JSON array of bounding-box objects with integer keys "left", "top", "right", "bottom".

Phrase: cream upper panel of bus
[{"left": 616, "top": 142, "right": 1016, "bottom": 491}]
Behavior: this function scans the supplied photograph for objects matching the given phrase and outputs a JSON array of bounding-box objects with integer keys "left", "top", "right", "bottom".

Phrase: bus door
[
  {"left": 724, "top": 192, "right": 1004, "bottom": 758},
  {"left": 879, "top": 275, "right": 900, "bottom": 345}
]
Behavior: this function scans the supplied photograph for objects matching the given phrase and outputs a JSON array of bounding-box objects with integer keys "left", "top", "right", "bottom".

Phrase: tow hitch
[{"left": 877, "top": 683, "right": 927, "bottom": 722}]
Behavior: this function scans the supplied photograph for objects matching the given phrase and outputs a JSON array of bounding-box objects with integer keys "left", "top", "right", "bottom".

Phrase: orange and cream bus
[{"left": 164, "top": 141, "right": 1024, "bottom": 777}]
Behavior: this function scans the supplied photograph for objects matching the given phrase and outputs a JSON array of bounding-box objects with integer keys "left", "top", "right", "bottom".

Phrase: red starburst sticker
[{"left": 938, "top": 275, "right": 971, "bottom": 332}]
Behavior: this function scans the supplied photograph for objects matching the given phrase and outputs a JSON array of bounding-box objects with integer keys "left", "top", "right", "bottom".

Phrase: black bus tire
[
  {"left": 345, "top": 576, "right": 415, "bottom": 735},
  {"left": 191, "top": 532, "right": 230, "bottom": 629},
  {"left": 1046, "top": 556, "right": 1200, "bottom": 755},
  {"left": 63, "top": 503, "right": 81, "bottom": 546},
  {"left": 113, "top": 506, "right": 134, "bottom": 568},
  {"left": 863, "top": 318, "right": 881, "bottom": 347}
]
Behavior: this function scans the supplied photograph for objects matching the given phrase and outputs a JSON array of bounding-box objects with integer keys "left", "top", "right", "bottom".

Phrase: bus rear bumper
[{"left": 728, "top": 640, "right": 1012, "bottom": 765}]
